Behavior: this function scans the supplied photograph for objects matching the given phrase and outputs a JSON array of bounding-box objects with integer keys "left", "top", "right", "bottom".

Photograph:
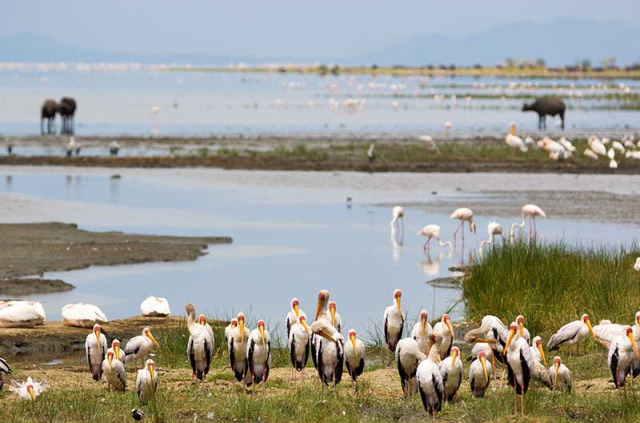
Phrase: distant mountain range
[{"left": 0, "top": 18, "right": 638, "bottom": 66}]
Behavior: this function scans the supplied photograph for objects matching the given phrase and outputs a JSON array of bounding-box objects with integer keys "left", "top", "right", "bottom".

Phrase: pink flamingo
[
  {"left": 450, "top": 208, "right": 476, "bottom": 247},
  {"left": 417, "top": 225, "right": 452, "bottom": 250},
  {"left": 509, "top": 204, "right": 547, "bottom": 241}
]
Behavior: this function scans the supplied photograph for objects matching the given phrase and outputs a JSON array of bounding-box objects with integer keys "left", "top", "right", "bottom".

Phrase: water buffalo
[
  {"left": 59, "top": 97, "right": 77, "bottom": 135},
  {"left": 522, "top": 96, "right": 566, "bottom": 130},
  {"left": 40, "top": 99, "right": 58, "bottom": 135}
]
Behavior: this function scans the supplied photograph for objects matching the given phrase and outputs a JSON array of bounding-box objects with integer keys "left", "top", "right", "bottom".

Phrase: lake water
[
  {"left": 1, "top": 167, "right": 637, "bottom": 341},
  {"left": 0, "top": 67, "right": 639, "bottom": 137}
]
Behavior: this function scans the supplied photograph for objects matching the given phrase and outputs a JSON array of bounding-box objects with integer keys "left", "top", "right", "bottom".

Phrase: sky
[{"left": 1, "top": 0, "right": 639, "bottom": 57}]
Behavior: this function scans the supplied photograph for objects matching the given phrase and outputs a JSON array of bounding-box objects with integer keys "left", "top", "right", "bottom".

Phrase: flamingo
[
  {"left": 450, "top": 208, "right": 476, "bottom": 247},
  {"left": 509, "top": 204, "right": 546, "bottom": 241},
  {"left": 390, "top": 206, "right": 404, "bottom": 237},
  {"left": 417, "top": 225, "right": 452, "bottom": 250},
  {"left": 478, "top": 222, "right": 505, "bottom": 254}
]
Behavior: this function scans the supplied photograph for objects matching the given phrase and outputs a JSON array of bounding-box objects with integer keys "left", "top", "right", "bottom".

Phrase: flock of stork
[{"left": 2, "top": 204, "right": 640, "bottom": 422}]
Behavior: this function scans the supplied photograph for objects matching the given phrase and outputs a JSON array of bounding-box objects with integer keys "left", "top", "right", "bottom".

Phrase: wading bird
[
  {"left": 478, "top": 222, "right": 505, "bottom": 253},
  {"left": 608, "top": 327, "right": 640, "bottom": 388},
  {"left": 439, "top": 346, "right": 463, "bottom": 402},
  {"left": 411, "top": 309, "right": 433, "bottom": 354},
  {"left": 186, "top": 304, "right": 214, "bottom": 384},
  {"left": 433, "top": 314, "right": 455, "bottom": 359},
  {"left": 109, "top": 141, "right": 120, "bottom": 156},
  {"left": 450, "top": 208, "right": 476, "bottom": 247},
  {"left": 288, "top": 314, "right": 311, "bottom": 378},
  {"left": 136, "top": 359, "right": 157, "bottom": 404},
  {"left": 383, "top": 289, "right": 404, "bottom": 352},
  {"left": 547, "top": 314, "right": 596, "bottom": 357},
  {"left": 328, "top": 301, "right": 342, "bottom": 332},
  {"left": 9, "top": 377, "right": 49, "bottom": 400},
  {"left": 125, "top": 327, "right": 160, "bottom": 370},
  {"left": 390, "top": 206, "right": 405, "bottom": 238},
  {"left": 0, "top": 357, "right": 12, "bottom": 390},
  {"left": 367, "top": 144, "right": 376, "bottom": 164},
  {"left": 504, "top": 322, "right": 534, "bottom": 417},
  {"left": 416, "top": 335, "right": 444, "bottom": 421},
  {"left": 469, "top": 351, "right": 492, "bottom": 398},
  {"left": 395, "top": 337, "right": 427, "bottom": 396},
  {"left": 549, "top": 356, "right": 571, "bottom": 392},
  {"left": 228, "top": 312, "right": 252, "bottom": 390},
  {"left": 471, "top": 341, "right": 497, "bottom": 377},
  {"left": 530, "top": 336, "right": 547, "bottom": 368},
  {"left": 102, "top": 348, "right": 126, "bottom": 392},
  {"left": 246, "top": 320, "right": 271, "bottom": 390},
  {"left": 516, "top": 315, "right": 531, "bottom": 344},
  {"left": 417, "top": 225, "right": 452, "bottom": 251},
  {"left": 509, "top": 204, "right": 547, "bottom": 241},
  {"left": 140, "top": 296, "right": 171, "bottom": 317},
  {"left": 505, "top": 123, "right": 527, "bottom": 152},
  {"left": 344, "top": 329, "right": 365, "bottom": 382},
  {"left": 286, "top": 298, "right": 306, "bottom": 338},
  {"left": 62, "top": 303, "right": 108, "bottom": 328},
  {"left": 86, "top": 323, "right": 107, "bottom": 381}
]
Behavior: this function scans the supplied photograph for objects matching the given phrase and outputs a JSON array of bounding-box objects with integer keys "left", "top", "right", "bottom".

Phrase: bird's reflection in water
[
  {"left": 418, "top": 249, "right": 451, "bottom": 277},
  {"left": 5, "top": 175, "right": 12, "bottom": 191},
  {"left": 65, "top": 175, "right": 73, "bottom": 200},
  {"left": 109, "top": 174, "right": 121, "bottom": 203},
  {"left": 390, "top": 229, "right": 403, "bottom": 263}
]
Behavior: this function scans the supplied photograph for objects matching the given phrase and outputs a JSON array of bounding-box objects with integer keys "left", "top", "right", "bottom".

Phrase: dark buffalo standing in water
[
  {"left": 522, "top": 96, "right": 566, "bottom": 130},
  {"left": 58, "top": 97, "right": 77, "bottom": 135},
  {"left": 40, "top": 99, "right": 58, "bottom": 135}
]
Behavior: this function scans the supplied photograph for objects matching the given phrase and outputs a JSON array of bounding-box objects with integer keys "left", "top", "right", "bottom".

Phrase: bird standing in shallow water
[
  {"left": 417, "top": 225, "right": 452, "bottom": 251},
  {"left": 367, "top": 144, "right": 376, "bottom": 164},
  {"left": 509, "top": 204, "right": 546, "bottom": 242},
  {"left": 450, "top": 208, "right": 476, "bottom": 248}
]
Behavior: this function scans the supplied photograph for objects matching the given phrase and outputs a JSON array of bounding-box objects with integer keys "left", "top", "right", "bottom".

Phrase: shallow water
[
  {"left": 0, "top": 168, "right": 637, "bottom": 340},
  {"left": 0, "top": 69, "right": 639, "bottom": 137}
]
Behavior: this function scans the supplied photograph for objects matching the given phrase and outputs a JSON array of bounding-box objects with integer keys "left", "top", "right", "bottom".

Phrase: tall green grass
[{"left": 464, "top": 241, "right": 640, "bottom": 336}]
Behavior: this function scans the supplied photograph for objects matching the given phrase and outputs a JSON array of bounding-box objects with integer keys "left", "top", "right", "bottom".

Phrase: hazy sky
[{"left": 1, "top": 0, "right": 638, "bottom": 56}]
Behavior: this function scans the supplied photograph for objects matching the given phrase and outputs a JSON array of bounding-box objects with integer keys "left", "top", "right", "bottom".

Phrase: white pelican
[
  {"left": 112, "top": 339, "right": 125, "bottom": 362},
  {"left": 547, "top": 314, "right": 596, "bottom": 356},
  {"left": 416, "top": 335, "right": 444, "bottom": 419},
  {"left": 395, "top": 337, "right": 427, "bottom": 396},
  {"left": 136, "top": 359, "right": 157, "bottom": 404},
  {"left": 608, "top": 326, "right": 640, "bottom": 388},
  {"left": 0, "top": 357, "right": 12, "bottom": 390},
  {"left": 391, "top": 206, "right": 404, "bottom": 236},
  {"left": 469, "top": 350, "right": 492, "bottom": 397},
  {"left": 503, "top": 322, "right": 534, "bottom": 417},
  {"left": 505, "top": 123, "right": 527, "bottom": 152},
  {"left": 186, "top": 304, "right": 214, "bottom": 383},
  {"left": 450, "top": 208, "right": 476, "bottom": 247},
  {"left": 383, "top": 289, "right": 404, "bottom": 352},
  {"left": 627, "top": 151, "right": 640, "bottom": 160},
  {"left": 438, "top": 346, "right": 463, "bottom": 402},
  {"left": 102, "top": 348, "right": 126, "bottom": 392},
  {"left": 328, "top": 301, "right": 342, "bottom": 332},
  {"left": 584, "top": 149, "right": 599, "bottom": 160},
  {"left": 478, "top": 222, "right": 505, "bottom": 253},
  {"left": 140, "top": 296, "right": 171, "bottom": 317},
  {"left": 0, "top": 300, "right": 46, "bottom": 328},
  {"left": 285, "top": 298, "right": 306, "bottom": 338},
  {"left": 228, "top": 312, "right": 252, "bottom": 388},
  {"left": 124, "top": 327, "right": 160, "bottom": 369},
  {"left": 558, "top": 137, "right": 576, "bottom": 152},
  {"left": 432, "top": 314, "right": 455, "bottom": 359},
  {"left": 246, "top": 320, "right": 271, "bottom": 388},
  {"left": 509, "top": 204, "right": 546, "bottom": 241},
  {"left": 612, "top": 140, "right": 625, "bottom": 154},
  {"left": 224, "top": 318, "right": 238, "bottom": 346},
  {"left": 311, "top": 317, "right": 344, "bottom": 386},
  {"left": 549, "top": 356, "right": 571, "bottom": 392},
  {"left": 9, "top": 377, "right": 49, "bottom": 400},
  {"left": 86, "top": 323, "right": 107, "bottom": 381},
  {"left": 530, "top": 336, "right": 547, "bottom": 367},
  {"left": 288, "top": 314, "right": 311, "bottom": 375},
  {"left": 344, "top": 329, "right": 365, "bottom": 382},
  {"left": 411, "top": 309, "right": 433, "bottom": 354},
  {"left": 62, "top": 303, "right": 108, "bottom": 328},
  {"left": 417, "top": 225, "right": 452, "bottom": 250},
  {"left": 588, "top": 136, "right": 607, "bottom": 156}
]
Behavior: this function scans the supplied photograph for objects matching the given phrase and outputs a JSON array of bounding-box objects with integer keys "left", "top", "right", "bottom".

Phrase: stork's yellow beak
[
  {"left": 239, "top": 319, "right": 245, "bottom": 343},
  {"left": 114, "top": 344, "right": 120, "bottom": 360},
  {"left": 301, "top": 320, "right": 310, "bottom": 334},
  {"left": 147, "top": 331, "right": 160, "bottom": 348},
  {"left": 629, "top": 332, "right": 640, "bottom": 358},
  {"left": 330, "top": 307, "right": 336, "bottom": 328},
  {"left": 396, "top": 296, "right": 402, "bottom": 318},
  {"left": 503, "top": 329, "right": 516, "bottom": 356},
  {"left": 27, "top": 385, "right": 34, "bottom": 400},
  {"left": 451, "top": 349, "right": 458, "bottom": 368},
  {"left": 554, "top": 362, "right": 559, "bottom": 388},
  {"left": 446, "top": 320, "right": 455, "bottom": 340},
  {"left": 519, "top": 321, "right": 524, "bottom": 337},
  {"left": 480, "top": 356, "right": 488, "bottom": 381},
  {"left": 538, "top": 344, "right": 547, "bottom": 368},
  {"left": 316, "top": 329, "right": 336, "bottom": 343},
  {"left": 350, "top": 333, "right": 358, "bottom": 357},
  {"left": 473, "top": 338, "right": 496, "bottom": 344},
  {"left": 108, "top": 354, "right": 113, "bottom": 370},
  {"left": 259, "top": 325, "right": 265, "bottom": 346},
  {"left": 149, "top": 364, "right": 155, "bottom": 384},
  {"left": 586, "top": 319, "right": 596, "bottom": 340},
  {"left": 94, "top": 330, "right": 102, "bottom": 354},
  {"left": 293, "top": 303, "right": 299, "bottom": 317},
  {"left": 436, "top": 353, "right": 442, "bottom": 363}
]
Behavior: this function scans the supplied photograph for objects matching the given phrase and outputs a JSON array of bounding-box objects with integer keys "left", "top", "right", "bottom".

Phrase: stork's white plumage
[
  {"left": 288, "top": 314, "right": 311, "bottom": 373},
  {"left": 124, "top": 327, "right": 160, "bottom": 370},
  {"left": 0, "top": 300, "right": 46, "bottom": 328},
  {"left": 9, "top": 377, "right": 48, "bottom": 400},
  {"left": 411, "top": 309, "right": 433, "bottom": 354},
  {"left": 85, "top": 323, "right": 107, "bottom": 381},
  {"left": 111, "top": 339, "right": 125, "bottom": 362},
  {"left": 140, "top": 296, "right": 171, "bottom": 317},
  {"left": 228, "top": 312, "right": 251, "bottom": 388},
  {"left": 504, "top": 322, "right": 534, "bottom": 417},
  {"left": 136, "top": 359, "right": 157, "bottom": 404},
  {"left": 416, "top": 335, "right": 444, "bottom": 419},
  {"left": 102, "top": 348, "right": 126, "bottom": 392},
  {"left": 547, "top": 314, "right": 596, "bottom": 356},
  {"left": 383, "top": 289, "right": 404, "bottom": 352},
  {"left": 549, "top": 356, "right": 571, "bottom": 392},
  {"left": 285, "top": 298, "right": 306, "bottom": 338},
  {"left": 186, "top": 303, "right": 214, "bottom": 383},
  {"left": 608, "top": 326, "right": 640, "bottom": 388},
  {"left": 310, "top": 290, "right": 330, "bottom": 371},
  {"left": 395, "top": 337, "right": 427, "bottom": 396},
  {"left": 634, "top": 257, "right": 640, "bottom": 271},
  {"left": 432, "top": 314, "right": 455, "bottom": 359},
  {"left": 417, "top": 225, "right": 452, "bottom": 250},
  {"left": 509, "top": 204, "right": 547, "bottom": 241},
  {"left": 62, "top": 303, "right": 108, "bottom": 328},
  {"left": 328, "top": 301, "right": 342, "bottom": 333},
  {"left": 246, "top": 320, "right": 271, "bottom": 387},
  {"left": 311, "top": 317, "right": 344, "bottom": 386},
  {"left": 505, "top": 123, "right": 527, "bottom": 152},
  {"left": 438, "top": 346, "right": 463, "bottom": 402},
  {"left": 224, "top": 318, "right": 238, "bottom": 348},
  {"left": 529, "top": 336, "right": 548, "bottom": 368},
  {"left": 344, "top": 329, "right": 365, "bottom": 382},
  {"left": 469, "top": 351, "right": 492, "bottom": 398}
]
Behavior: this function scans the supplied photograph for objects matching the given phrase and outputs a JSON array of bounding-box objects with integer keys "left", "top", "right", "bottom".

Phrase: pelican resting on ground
[
  {"left": 395, "top": 337, "right": 427, "bottom": 396},
  {"left": 136, "top": 359, "right": 157, "bottom": 404},
  {"left": 228, "top": 312, "right": 252, "bottom": 389},
  {"left": 9, "top": 377, "right": 49, "bottom": 400},
  {"left": 125, "top": 327, "right": 160, "bottom": 370},
  {"left": 140, "top": 296, "right": 170, "bottom": 317},
  {"left": 438, "top": 346, "right": 463, "bottom": 402},
  {"left": 505, "top": 123, "right": 527, "bottom": 152},
  {"left": 549, "top": 356, "right": 571, "bottom": 392},
  {"left": 0, "top": 300, "right": 46, "bottom": 328},
  {"left": 86, "top": 323, "right": 107, "bottom": 381},
  {"left": 345, "top": 329, "right": 365, "bottom": 382},
  {"left": 416, "top": 335, "right": 444, "bottom": 420},
  {"left": 102, "top": 348, "right": 127, "bottom": 391},
  {"left": 547, "top": 314, "right": 596, "bottom": 357},
  {"left": 383, "top": 289, "right": 404, "bottom": 353},
  {"left": 62, "top": 303, "right": 108, "bottom": 328},
  {"left": 469, "top": 351, "right": 492, "bottom": 398},
  {"left": 246, "top": 320, "right": 271, "bottom": 388},
  {"left": 186, "top": 303, "right": 214, "bottom": 383}
]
